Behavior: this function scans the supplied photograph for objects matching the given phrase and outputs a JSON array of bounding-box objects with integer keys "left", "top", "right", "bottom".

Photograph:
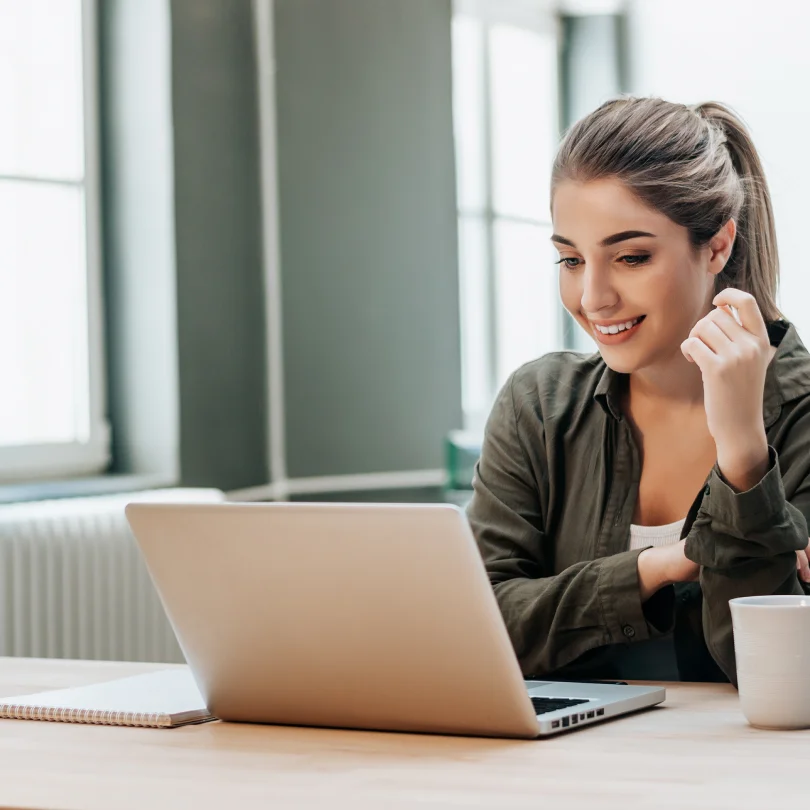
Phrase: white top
[{"left": 629, "top": 518, "right": 686, "bottom": 551}]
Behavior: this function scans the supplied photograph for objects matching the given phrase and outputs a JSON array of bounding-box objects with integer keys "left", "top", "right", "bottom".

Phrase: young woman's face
[{"left": 552, "top": 177, "right": 717, "bottom": 373}]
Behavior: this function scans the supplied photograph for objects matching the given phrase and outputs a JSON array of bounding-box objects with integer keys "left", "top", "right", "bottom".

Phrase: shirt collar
[
  {"left": 592, "top": 319, "right": 810, "bottom": 425},
  {"left": 593, "top": 360, "right": 624, "bottom": 421},
  {"left": 762, "top": 320, "right": 810, "bottom": 426}
]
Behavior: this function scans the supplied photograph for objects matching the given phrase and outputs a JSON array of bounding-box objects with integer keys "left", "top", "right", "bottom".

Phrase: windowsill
[{"left": 0, "top": 473, "right": 178, "bottom": 505}]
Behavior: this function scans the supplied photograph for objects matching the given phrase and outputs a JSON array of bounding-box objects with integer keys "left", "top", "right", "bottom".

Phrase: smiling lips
[{"left": 589, "top": 315, "right": 646, "bottom": 344}]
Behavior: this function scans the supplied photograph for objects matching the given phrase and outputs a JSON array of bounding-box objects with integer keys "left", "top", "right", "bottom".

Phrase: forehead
[{"left": 551, "top": 178, "right": 674, "bottom": 239}]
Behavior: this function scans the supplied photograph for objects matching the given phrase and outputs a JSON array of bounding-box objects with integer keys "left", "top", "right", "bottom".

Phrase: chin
[
  {"left": 596, "top": 349, "right": 641, "bottom": 375},
  {"left": 597, "top": 339, "right": 682, "bottom": 376}
]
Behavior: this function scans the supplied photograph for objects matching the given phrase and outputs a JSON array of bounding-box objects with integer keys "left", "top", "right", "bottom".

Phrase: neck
[{"left": 628, "top": 344, "right": 706, "bottom": 409}]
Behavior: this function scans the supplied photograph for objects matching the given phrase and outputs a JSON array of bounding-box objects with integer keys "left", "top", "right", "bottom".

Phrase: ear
[{"left": 707, "top": 219, "right": 736, "bottom": 276}]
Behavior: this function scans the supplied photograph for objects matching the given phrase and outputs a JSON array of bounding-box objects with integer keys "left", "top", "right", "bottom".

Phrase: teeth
[{"left": 594, "top": 317, "right": 641, "bottom": 335}]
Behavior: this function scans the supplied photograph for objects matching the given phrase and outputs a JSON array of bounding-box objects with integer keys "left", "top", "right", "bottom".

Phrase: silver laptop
[{"left": 125, "top": 501, "right": 664, "bottom": 738}]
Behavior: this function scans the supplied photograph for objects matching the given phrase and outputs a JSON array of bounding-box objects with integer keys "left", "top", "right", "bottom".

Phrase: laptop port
[
  {"left": 561, "top": 717, "right": 569, "bottom": 728},
  {"left": 571, "top": 716, "right": 578, "bottom": 725},
  {"left": 587, "top": 711, "right": 595, "bottom": 719},
  {"left": 552, "top": 720, "right": 560, "bottom": 729},
  {"left": 580, "top": 714, "right": 586, "bottom": 721},
  {"left": 596, "top": 708, "right": 605, "bottom": 716}
]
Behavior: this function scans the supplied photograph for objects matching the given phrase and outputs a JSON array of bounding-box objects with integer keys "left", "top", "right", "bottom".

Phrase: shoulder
[
  {"left": 773, "top": 321, "right": 810, "bottom": 407},
  {"left": 508, "top": 350, "right": 606, "bottom": 420}
]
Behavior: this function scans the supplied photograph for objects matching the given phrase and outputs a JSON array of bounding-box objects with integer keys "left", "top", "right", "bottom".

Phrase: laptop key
[{"left": 530, "top": 697, "right": 590, "bottom": 715}]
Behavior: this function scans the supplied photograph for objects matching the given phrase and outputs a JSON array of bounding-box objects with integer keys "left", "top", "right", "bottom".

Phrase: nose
[{"left": 580, "top": 263, "right": 619, "bottom": 316}]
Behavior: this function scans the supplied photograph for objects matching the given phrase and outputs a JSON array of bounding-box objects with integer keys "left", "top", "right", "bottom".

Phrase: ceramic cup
[{"left": 730, "top": 595, "right": 810, "bottom": 729}]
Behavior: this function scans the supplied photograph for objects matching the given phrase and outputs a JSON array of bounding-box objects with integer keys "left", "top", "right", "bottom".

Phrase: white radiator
[{"left": 0, "top": 488, "right": 224, "bottom": 663}]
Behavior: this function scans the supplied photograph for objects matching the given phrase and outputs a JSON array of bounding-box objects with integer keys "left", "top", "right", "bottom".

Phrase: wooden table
[{"left": 0, "top": 658, "right": 806, "bottom": 810}]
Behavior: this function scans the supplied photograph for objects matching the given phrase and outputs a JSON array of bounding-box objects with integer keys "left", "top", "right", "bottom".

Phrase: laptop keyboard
[{"left": 530, "top": 697, "right": 590, "bottom": 715}]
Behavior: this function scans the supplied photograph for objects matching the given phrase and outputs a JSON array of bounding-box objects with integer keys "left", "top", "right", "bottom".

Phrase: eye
[
  {"left": 618, "top": 254, "right": 651, "bottom": 267},
  {"left": 554, "top": 257, "right": 582, "bottom": 270}
]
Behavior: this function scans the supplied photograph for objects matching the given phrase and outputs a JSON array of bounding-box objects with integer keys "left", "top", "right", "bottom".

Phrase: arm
[
  {"left": 685, "top": 441, "right": 810, "bottom": 686},
  {"left": 467, "top": 373, "right": 674, "bottom": 677},
  {"left": 638, "top": 542, "right": 700, "bottom": 601},
  {"left": 679, "top": 292, "right": 810, "bottom": 686}
]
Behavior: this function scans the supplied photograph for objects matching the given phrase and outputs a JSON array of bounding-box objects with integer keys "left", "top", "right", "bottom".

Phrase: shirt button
[
  {"left": 704, "top": 483, "right": 711, "bottom": 496},
  {"left": 622, "top": 625, "right": 636, "bottom": 639},
  {"left": 681, "top": 592, "right": 691, "bottom": 604}
]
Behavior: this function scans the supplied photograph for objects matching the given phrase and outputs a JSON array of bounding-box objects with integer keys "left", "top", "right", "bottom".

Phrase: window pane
[
  {"left": 0, "top": 181, "right": 89, "bottom": 445},
  {"left": 494, "top": 220, "right": 559, "bottom": 385},
  {"left": 489, "top": 24, "right": 557, "bottom": 221},
  {"left": 458, "top": 216, "right": 491, "bottom": 423},
  {"left": 452, "top": 16, "right": 487, "bottom": 212},
  {"left": 0, "top": 0, "right": 84, "bottom": 180}
]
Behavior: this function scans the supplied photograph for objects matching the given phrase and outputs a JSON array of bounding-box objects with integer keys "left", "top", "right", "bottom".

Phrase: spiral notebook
[{"left": 0, "top": 668, "right": 215, "bottom": 728}]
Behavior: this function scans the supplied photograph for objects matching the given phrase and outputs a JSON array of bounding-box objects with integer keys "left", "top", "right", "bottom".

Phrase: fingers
[
  {"left": 798, "top": 540, "right": 810, "bottom": 584},
  {"left": 797, "top": 551, "right": 810, "bottom": 583},
  {"left": 690, "top": 318, "right": 733, "bottom": 354},
  {"left": 706, "top": 306, "right": 747, "bottom": 341},
  {"left": 712, "top": 289, "right": 768, "bottom": 341},
  {"left": 681, "top": 335, "right": 717, "bottom": 366},
  {"left": 684, "top": 295, "right": 765, "bottom": 366}
]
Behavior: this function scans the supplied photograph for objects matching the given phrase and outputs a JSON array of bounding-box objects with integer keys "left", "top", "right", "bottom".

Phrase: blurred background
[
  {"left": 1, "top": 0, "right": 809, "bottom": 660},
  {"left": 4, "top": 0, "right": 809, "bottom": 503}
]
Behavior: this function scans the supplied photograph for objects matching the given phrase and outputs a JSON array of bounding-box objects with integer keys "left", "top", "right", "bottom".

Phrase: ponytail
[{"left": 692, "top": 102, "right": 781, "bottom": 321}]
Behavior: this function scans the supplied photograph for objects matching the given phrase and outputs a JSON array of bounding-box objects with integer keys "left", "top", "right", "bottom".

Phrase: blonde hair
[{"left": 552, "top": 97, "right": 781, "bottom": 321}]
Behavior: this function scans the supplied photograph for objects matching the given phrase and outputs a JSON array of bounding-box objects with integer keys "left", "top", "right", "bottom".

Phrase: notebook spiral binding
[{"left": 1, "top": 704, "right": 171, "bottom": 728}]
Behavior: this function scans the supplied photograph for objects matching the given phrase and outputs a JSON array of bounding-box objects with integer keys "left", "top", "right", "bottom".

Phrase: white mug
[{"left": 730, "top": 595, "right": 810, "bottom": 729}]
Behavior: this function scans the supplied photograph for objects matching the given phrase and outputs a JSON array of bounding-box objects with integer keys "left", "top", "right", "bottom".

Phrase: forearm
[
  {"left": 489, "top": 549, "right": 672, "bottom": 676},
  {"left": 686, "top": 450, "right": 808, "bottom": 569},
  {"left": 716, "top": 430, "right": 770, "bottom": 494},
  {"left": 637, "top": 546, "right": 675, "bottom": 602},
  {"left": 685, "top": 448, "right": 809, "bottom": 683}
]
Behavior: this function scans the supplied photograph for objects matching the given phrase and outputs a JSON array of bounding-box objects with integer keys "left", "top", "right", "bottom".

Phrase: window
[
  {"left": 452, "top": 0, "right": 563, "bottom": 434},
  {"left": 0, "top": 0, "right": 109, "bottom": 482}
]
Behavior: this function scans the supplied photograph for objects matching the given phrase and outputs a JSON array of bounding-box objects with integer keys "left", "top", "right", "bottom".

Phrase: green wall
[
  {"left": 274, "top": 0, "right": 463, "bottom": 478},
  {"left": 170, "top": 0, "right": 269, "bottom": 489},
  {"left": 102, "top": 0, "right": 462, "bottom": 493}
]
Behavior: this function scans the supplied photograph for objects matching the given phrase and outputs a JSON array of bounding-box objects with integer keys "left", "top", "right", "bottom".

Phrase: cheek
[
  {"left": 633, "top": 259, "right": 689, "bottom": 304},
  {"left": 654, "top": 264, "right": 707, "bottom": 317}
]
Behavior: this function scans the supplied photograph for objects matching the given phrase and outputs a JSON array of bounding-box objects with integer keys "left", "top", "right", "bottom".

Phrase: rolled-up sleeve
[{"left": 685, "top": 446, "right": 808, "bottom": 685}]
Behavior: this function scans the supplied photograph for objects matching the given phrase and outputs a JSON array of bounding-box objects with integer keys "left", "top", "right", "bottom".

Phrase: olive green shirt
[{"left": 467, "top": 320, "right": 810, "bottom": 686}]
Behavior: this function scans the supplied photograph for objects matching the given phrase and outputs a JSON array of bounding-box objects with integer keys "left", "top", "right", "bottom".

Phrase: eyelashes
[
  {"left": 553, "top": 254, "right": 652, "bottom": 270},
  {"left": 619, "top": 254, "right": 652, "bottom": 267},
  {"left": 554, "top": 257, "right": 581, "bottom": 270}
]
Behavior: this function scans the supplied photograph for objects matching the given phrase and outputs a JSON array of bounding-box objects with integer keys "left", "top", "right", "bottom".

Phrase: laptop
[{"left": 124, "top": 501, "right": 665, "bottom": 738}]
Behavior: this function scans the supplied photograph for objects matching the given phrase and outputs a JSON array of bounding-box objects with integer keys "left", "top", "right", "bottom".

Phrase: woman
[{"left": 466, "top": 98, "right": 810, "bottom": 685}]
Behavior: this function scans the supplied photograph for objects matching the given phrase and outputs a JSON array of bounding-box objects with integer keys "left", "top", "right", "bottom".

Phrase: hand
[
  {"left": 797, "top": 538, "right": 810, "bottom": 584},
  {"left": 640, "top": 538, "right": 810, "bottom": 599},
  {"left": 681, "top": 289, "right": 771, "bottom": 491},
  {"left": 638, "top": 541, "right": 700, "bottom": 602}
]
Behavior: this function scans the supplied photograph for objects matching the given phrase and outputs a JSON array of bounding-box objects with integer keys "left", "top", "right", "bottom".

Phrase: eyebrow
[{"left": 550, "top": 230, "right": 657, "bottom": 248}]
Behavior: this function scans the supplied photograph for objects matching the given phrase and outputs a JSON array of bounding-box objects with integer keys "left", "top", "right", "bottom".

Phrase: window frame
[
  {"left": 453, "top": 0, "right": 563, "bottom": 434},
  {"left": 0, "top": 0, "right": 110, "bottom": 483}
]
